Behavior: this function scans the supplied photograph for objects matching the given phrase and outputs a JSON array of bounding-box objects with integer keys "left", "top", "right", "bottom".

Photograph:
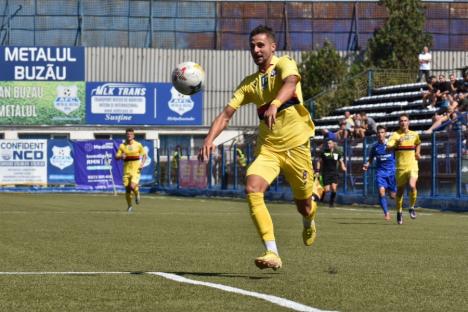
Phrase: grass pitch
[{"left": 0, "top": 193, "right": 467, "bottom": 312}]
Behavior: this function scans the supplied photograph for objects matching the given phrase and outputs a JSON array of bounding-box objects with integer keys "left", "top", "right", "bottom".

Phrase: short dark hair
[
  {"left": 376, "top": 125, "right": 386, "bottom": 132},
  {"left": 399, "top": 113, "right": 409, "bottom": 120},
  {"left": 125, "top": 128, "right": 135, "bottom": 133},
  {"left": 249, "top": 25, "right": 276, "bottom": 42}
]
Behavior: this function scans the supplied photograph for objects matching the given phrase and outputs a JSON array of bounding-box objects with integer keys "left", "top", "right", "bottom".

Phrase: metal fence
[
  {"left": 1, "top": 0, "right": 467, "bottom": 50},
  {"left": 157, "top": 129, "right": 468, "bottom": 200}
]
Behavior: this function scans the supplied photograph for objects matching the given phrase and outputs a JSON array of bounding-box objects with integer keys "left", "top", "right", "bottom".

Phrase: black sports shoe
[
  {"left": 409, "top": 208, "right": 416, "bottom": 219},
  {"left": 397, "top": 212, "right": 403, "bottom": 225}
]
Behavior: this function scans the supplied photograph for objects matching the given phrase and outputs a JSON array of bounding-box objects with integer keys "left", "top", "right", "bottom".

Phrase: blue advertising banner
[
  {"left": 47, "top": 140, "right": 75, "bottom": 184},
  {"left": 73, "top": 140, "right": 123, "bottom": 190},
  {"left": 0, "top": 47, "right": 85, "bottom": 81},
  {"left": 138, "top": 140, "right": 155, "bottom": 183},
  {"left": 86, "top": 82, "right": 202, "bottom": 125}
]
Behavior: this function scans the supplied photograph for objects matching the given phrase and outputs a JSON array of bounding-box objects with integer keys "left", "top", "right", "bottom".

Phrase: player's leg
[
  {"left": 321, "top": 184, "right": 330, "bottom": 202},
  {"left": 246, "top": 151, "right": 282, "bottom": 270},
  {"left": 132, "top": 170, "right": 142, "bottom": 205},
  {"left": 395, "top": 170, "right": 409, "bottom": 224},
  {"left": 376, "top": 175, "right": 390, "bottom": 220},
  {"left": 282, "top": 143, "right": 317, "bottom": 246},
  {"left": 378, "top": 186, "right": 390, "bottom": 220},
  {"left": 329, "top": 182, "right": 338, "bottom": 207},
  {"left": 123, "top": 174, "right": 133, "bottom": 212},
  {"left": 408, "top": 171, "right": 419, "bottom": 219}
]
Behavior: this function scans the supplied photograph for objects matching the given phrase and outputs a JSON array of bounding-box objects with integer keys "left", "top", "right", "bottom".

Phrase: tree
[
  {"left": 299, "top": 40, "right": 348, "bottom": 100},
  {"left": 366, "top": 0, "right": 432, "bottom": 69},
  {"left": 299, "top": 41, "right": 365, "bottom": 118}
]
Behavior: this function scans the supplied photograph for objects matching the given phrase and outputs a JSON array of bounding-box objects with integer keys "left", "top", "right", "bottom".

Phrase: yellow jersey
[
  {"left": 116, "top": 140, "right": 146, "bottom": 173},
  {"left": 387, "top": 130, "right": 420, "bottom": 170},
  {"left": 227, "top": 55, "right": 315, "bottom": 152}
]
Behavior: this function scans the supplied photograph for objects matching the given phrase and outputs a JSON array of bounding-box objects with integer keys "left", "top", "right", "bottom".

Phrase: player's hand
[
  {"left": 198, "top": 142, "right": 215, "bottom": 162},
  {"left": 263, "top": 104, "right": 278, "bottom": 130},
  {"left": 362, "top": 163, "right": 369, "bottom": 171},
  {"left": 415, "top": 153, "right": 421, "bottom": 160},
  {"left": 121, "top": 153, "right": 127, "bottom": 159}
]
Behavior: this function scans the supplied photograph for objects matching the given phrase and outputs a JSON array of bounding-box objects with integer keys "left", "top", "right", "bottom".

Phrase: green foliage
[
  {"left": 366, "top": 0, "right": 432, "bottom": 69},
  {"left": 300, "top": 42, "right": 367, "bottom": 118},
  {"left": 299, "top": 40, "right": 348, "bottom": 100}
]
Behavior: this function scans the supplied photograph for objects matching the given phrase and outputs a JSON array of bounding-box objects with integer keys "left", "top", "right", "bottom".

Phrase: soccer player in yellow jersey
[
  {"left": 198, "top": 25, "right": 317, "bottom": 270},
  {"left": 387, "top": 114, "right": 421, "bottom": 225},
  {"left": 115, "top": 128, "right": 147, "bottom": 213}
]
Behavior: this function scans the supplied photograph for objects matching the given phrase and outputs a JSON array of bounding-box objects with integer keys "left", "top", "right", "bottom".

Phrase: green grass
[{"left": 0, "top": 193, "right": 467, "bottom": 312}]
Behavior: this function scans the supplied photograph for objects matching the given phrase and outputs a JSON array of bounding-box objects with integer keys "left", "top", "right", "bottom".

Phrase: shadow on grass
[{"left": 166, "top": 271, "right": 275, "bottom": 280}]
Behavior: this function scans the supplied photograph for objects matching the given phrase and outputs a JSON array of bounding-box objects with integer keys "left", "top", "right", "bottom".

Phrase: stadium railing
[{"left": 156, "top": 127, "right": 467, "bottom": 202}]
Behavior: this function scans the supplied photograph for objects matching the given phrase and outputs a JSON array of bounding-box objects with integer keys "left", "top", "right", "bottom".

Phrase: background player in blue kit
[{"left": 363, "top": 125, "right": 396, "bottom": 221}]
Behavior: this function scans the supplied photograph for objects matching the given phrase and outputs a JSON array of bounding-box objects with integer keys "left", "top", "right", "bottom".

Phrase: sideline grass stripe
[
  {"left": 0, "top": 271, "right": 336, "bottom": 312},
  {"left": 151, "top": 272, "right": 335, "bottom": 312}
]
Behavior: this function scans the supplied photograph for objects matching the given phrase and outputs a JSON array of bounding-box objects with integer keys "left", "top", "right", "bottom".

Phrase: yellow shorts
[
  {"left": 396, "top": 168, "right": 418, "bottom": 187},
  {"left": 123, "top": 169, "right": 141, "bottom": 187},
  {"left": 247, "top": 142, "right": 313, "bottom": 200}
]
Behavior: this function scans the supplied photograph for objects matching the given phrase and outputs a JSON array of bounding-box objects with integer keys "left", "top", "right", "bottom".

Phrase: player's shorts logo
[{"left": 302, "top": 170, "right": 308, "bottom": 185}]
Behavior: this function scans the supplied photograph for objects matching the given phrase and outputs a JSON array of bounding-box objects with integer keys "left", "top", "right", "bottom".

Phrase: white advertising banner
[{"left": 0, "top": 140, "right": 48, "bottom": 185}]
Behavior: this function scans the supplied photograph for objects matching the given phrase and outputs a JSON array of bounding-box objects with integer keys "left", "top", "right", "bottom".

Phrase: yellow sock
[
  {"left": 247, "top": 192, "right": 274, "bottom": 242},
  {"left": 396, "top": 194, "right": 403, "bottom": 213},
  {"left": 125, "top": 191, "right": 132, "bottom": 207},
  {"left": 409, "top": 190, "right": 417, "bottom": 208}
]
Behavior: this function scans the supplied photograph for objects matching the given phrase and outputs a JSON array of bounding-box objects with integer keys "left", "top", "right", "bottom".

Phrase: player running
[
  {"left": 115, "top": 128, "right": 147, "bottom": 213},
  {"left": 386, "top": 114, "right": 421, "bottom": 225},
  {"left": 363, "top": 125, "right": 396, "bottom": 221},
  {"left": 198, "top": 25, "right": 317, "bottom": 271}
]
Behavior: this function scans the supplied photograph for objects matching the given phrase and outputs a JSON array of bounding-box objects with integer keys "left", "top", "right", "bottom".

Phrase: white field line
[{"left": 0, "top": 271, "right": 337, "bottom": 312}]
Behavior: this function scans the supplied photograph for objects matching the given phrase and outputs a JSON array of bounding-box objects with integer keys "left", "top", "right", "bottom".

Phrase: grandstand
[{"left": 315, "top": 82, "right": 433, "bottom": 134}]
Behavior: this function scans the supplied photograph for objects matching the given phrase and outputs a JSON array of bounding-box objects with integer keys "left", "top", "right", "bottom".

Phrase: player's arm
[
  {"left": 363, "top": 156, "right": 373, "bottom": 171},
  {"left": 263, "top": 75, "right": 300, "bottom": 129},
  {"left": 199, "top": 105, "right": 236, "bottom": 161},
  {"left": 386, "top": 133, "right": 398, "bottom": 151},
  {"left": 363, "top": 147, "right": 374, "bottom": 171},
  {"left": 339, "top": 159, "right": 347, "bottom": 172},
  {"left": 115, "top": 145, "right": 126, "bottom": 160},
  {"left": 415, "top": 136, "right": 421, "bottom": 160}
]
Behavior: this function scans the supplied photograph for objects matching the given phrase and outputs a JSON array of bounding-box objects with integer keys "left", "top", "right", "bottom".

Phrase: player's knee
[
  {"left": 245, "top": 176, "right": 268, "bottom": 194},
  {"left": 245, "top": 184, "right": 259, "bottom": 194}
]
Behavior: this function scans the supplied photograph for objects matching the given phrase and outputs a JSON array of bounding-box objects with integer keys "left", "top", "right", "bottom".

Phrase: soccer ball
[{"left": 171, "top": 61, "right": 205, "bottom": 95}]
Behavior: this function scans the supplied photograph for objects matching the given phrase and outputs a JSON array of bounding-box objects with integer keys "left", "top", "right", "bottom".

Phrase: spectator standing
[{"left": 417, "top": 46, "right": 431, "bottom": 83}]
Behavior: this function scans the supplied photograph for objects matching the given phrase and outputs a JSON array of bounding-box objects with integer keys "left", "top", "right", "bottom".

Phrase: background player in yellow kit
[
  {"left": 198, "top": 25, "right": 317, "bottom": 271},
  {"left": 387, "top": 114, "right": 421, "bottom": 225},
  {"left": 115, "top": 128, "right": 147, "bottom": 213}
]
